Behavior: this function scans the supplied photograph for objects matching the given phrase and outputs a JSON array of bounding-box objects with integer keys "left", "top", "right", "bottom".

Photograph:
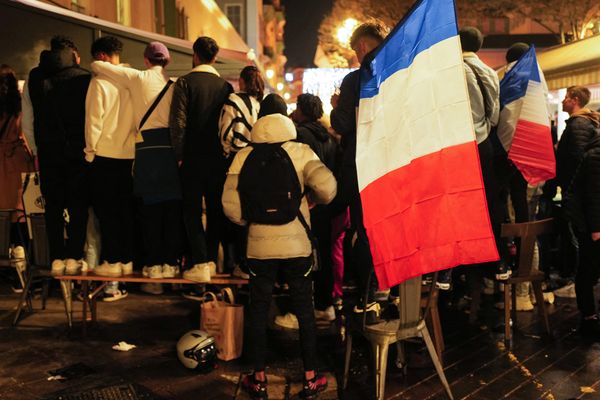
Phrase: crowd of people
[{"left": 1, "top": 21, "right": 600, "bottom": 400}]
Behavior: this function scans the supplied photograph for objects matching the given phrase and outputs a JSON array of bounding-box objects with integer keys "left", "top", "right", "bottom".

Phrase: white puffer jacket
[{"left": 222, "top": 114, "right": 337, "bottom": 260}]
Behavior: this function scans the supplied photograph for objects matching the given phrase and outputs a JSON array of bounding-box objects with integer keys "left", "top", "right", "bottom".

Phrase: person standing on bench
[
  {"left": 169, "top": 37, "right": 233, "bottom": 282},
  {"left": 84, "top": 36, "right": 135, "bottom": 300},
  {"left": 24, "top": 36, "right": 91, "bottom": 276},
  {"left": 91, "top": 42, "right": 183, "bottom": 285}
]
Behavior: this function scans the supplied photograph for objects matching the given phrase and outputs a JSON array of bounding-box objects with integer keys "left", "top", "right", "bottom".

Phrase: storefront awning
[{"left": 537, "top": 34, "right": 600, "bottom": 90}]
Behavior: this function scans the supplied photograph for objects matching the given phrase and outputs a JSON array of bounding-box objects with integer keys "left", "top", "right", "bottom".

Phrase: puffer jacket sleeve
[
  {"left": 557, "top": 118, "right": 597, "bottom": 188},
  {"left": 169, "top": 77, "right": 189, "bottom": 162},
  {"left": 222, "top": 150, "right": 248, "bottom": 226},
  {"left": 584, "top": 149, "right": 600, "bottom": 232},
  {"left": 303, "top": 148, "right": 337, "bottom": 205}
]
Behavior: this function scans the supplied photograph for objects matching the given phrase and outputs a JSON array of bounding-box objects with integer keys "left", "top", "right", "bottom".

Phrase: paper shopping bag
[{"left": 200, "top": 288, "right": 244, "bottom": 361}]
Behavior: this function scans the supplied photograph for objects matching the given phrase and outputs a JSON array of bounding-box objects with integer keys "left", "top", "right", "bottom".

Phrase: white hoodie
[{"left": 85, "top": 73, "right": 135, "bottom": 161}]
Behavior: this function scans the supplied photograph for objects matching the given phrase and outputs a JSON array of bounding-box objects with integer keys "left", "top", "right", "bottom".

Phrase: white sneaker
[
  {"left": 232, "top": 265, "right": 250, "bottom": 279},
  {"left": 162, "top": 264, "right": 178, "bottom": 278},
  {"left": 531, "top": 292, "right": 556, "bottom": 305},
  {"left": 147, "top": 265, "right": 163, "bottom": 279},
  {"left": 140, "top": 282, "right": 163, "bottom": 295},
  {"left": 208, "top": 261, "right": 217, "bottom": 277},
  {"left": 103, "top": 289, "right": 128, "bottom": 302},
  {"left": 65, "top": 258, "right": 86, "bottom": 275},
  {"left": 142, "top": 266, "right": 149, "bottom": 277},
  {"left": 183, "top": 263, "right": 211, "bottom": 283},
  {"left": 95, "top": 262, "right": 122, "bottom": 277},
  {"left": 553, "top": 282, "right": 576, "bottom": 298},
  {"left": 121, "top": 262, "right": 133, "bottom": 275},
  {"left": 515, "top": 295, "right": 534, "bottom": 311},
  {"left": 314, "top": 305, "right": 336, "bottom": 321},
  {"left": 275, "top": 313, "right": 299, "bottom": 329},
  {"left": 11, "top": 246, "right": 26, "bottom": 273},
  {"left": 51, "top": 259, "right": 66, "bottom": 276}
]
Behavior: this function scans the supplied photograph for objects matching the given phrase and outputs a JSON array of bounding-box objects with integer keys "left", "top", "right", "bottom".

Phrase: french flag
[
  {"left": 497, "top": 46, "right": 555, "bottom": 184},
  {"left": 356, "top": 0, "right": 498, "bottom": 288}
]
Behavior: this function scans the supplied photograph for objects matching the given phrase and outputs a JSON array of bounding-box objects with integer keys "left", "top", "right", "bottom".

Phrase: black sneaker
[
  {"left": 495, "top": 262, "right": 512, "bottom": 281},
  {"left": 301, "top": 374, "right": 327, "bottom": 399},
  {"left": 435, "top": 269, "right": 452, "bottom": 290},
  {"left": 241, "top": 374, "right": 268, "bottom": 400},
  {"left": 353, "top": 302, "right": 381, "bottom": 325}
]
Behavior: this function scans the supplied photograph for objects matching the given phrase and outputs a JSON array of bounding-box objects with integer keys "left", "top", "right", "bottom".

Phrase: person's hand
[
  {"left": 331, "top": 93, "right": 339, "bottom": 109},
  {"left": 592, "top": 232, "right": 600, "bottom": 241}
]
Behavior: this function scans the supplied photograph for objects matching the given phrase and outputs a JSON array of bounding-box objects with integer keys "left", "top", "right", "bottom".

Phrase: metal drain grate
[{"left": 52, "top": 383, "right": 161, "bottom": 400}]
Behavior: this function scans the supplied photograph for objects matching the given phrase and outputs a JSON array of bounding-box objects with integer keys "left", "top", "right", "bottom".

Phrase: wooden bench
[{"left": 54, "top": 271, "right": 248, "bottom": 336}]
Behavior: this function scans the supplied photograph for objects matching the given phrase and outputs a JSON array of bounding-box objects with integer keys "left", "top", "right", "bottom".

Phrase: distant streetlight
[
  {"left": 266, "top": 69, "right": 275, "bottom": 79},
  {"left": 336, "top": 18, "right": 358, "bottom": 46}
]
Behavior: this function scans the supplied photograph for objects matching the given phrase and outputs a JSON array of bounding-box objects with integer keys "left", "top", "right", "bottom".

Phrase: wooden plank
[
  {"left": 53, "top": 271, "right": 248, "bottom": 285},
  {"left": 390, "top": 306, "right": 580, "bottom": 399}
]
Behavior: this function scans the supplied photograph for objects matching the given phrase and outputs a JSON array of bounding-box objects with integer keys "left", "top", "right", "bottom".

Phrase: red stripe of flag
[
  {"left": 508, "top": 119, "right": 556, "bottom": 185},
  {"left": 360, "top": 141, "right": 499, "bottom": 288}
]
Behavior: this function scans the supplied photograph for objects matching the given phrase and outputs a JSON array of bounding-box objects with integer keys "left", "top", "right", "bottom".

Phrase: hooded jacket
[
  {"left": 556, "top": 108, "right": 600, "bottom": 190},
  {"left": 295, "top": 120, "right": 337, "bottom": 171},
  {"left": 222, "top": 114, "right": 337, "bottom": 260},
  {"left": 567, "top": 134, "right": 600, "bottom": 234},
  {"left": 35, "top": 49, "right": 90, "bottom": 159}
]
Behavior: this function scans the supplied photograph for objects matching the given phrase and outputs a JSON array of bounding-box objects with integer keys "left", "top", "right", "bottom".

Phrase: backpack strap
[
  {"left": 464, "top": 61, "right": 490, "bottom": 118},
  {"left": 138, "top": 80, "right": 173, "bottom": 131}
]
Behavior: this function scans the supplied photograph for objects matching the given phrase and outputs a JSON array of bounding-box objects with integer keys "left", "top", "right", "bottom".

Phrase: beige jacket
[{"left": 222, "top": 114, "right": 337, "bottom": 260}]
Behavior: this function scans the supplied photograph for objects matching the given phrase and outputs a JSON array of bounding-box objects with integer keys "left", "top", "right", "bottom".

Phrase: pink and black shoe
[
  {"left": 301, "top": 374, "right": 328, "bottom": 399},
  {"left": 241, "top": 374, "right": 268, "bottom": 400}
]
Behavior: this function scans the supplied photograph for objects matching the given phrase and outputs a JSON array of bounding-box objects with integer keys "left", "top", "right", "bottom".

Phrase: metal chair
[
  {"left": 500, "top": 218, "right": 554, "bottom": 343},
  {"left": 13, "top": 213, "right": 54, "bottom": 325},
  {"left": 343, "top": 275, "right": 454, "bottom": 400}
]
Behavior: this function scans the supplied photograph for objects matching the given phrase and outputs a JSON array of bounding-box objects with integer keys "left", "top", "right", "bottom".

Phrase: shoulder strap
[
  {"left": 138, "top": 80, "right": 173, "bottom": 131},
  {"left": 464, "top": 61, "right": 489, "bottom": 118}
]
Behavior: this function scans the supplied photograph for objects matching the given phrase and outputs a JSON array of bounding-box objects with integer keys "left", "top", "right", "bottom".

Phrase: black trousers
[
  {"left": 575, "top": 233, "right": 600, "bottom": 318},
  {"left": 311, "top": 205, "right": 334, "bottom": 310},
  {"left": 181, "top": 169, "right": 226, "bottom": 266},
  {"left": 90, "top": 156, "right": 134, "bottom": 264},
  {"left": 247, "top": 256, "right": 316, "bottom": 372},
  {"left": 346, "top": 168, "right": 378, "bottom": 301},
  {"left": 138, "top": 199, "right": 183, "bottom": 266},
  {"left": 38, "top": 147, "right": 89, "bottom": 261}
]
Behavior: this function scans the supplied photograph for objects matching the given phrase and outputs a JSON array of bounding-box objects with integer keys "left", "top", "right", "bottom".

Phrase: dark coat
[
  {"left": 556, "top": 112, "right": 600, "bottom": 190},
  {"left": 568, "top": 135, "right": 600, "bottom": 233},
  {"left": 169, "top": 70, "right": 233, "bottom": 175},
  {"left": 36, "top": 49, "right": 90, "bottom": 160},
  {"left": 295, "top": 121, "right": 337, "bottom": 172}
]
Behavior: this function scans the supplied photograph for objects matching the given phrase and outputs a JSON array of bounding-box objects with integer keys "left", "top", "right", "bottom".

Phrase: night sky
[{"left": 283, "top": 0, "right": 333, "bottom": 68}]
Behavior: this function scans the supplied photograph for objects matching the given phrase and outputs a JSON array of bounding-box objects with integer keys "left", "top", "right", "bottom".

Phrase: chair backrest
[
  {"left": 396, "top": 276, "right": 423, "bottom": 329},
  {"left": 0, "top": 210, "right": 11, "bottom": 258},
  {"left": 29, "top": 214, "right": 50, "bottom": 267},
  {"left": 500, "top": 218, "right": 554, "bottom": 278}
]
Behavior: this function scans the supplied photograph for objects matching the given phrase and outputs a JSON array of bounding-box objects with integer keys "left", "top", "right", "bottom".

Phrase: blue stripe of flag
[
  {"left": 500, "top": 45, "right": 540, "bottom": 109},
  {"left": 359, "top": 0, "right": 458, "bottom": 99}
]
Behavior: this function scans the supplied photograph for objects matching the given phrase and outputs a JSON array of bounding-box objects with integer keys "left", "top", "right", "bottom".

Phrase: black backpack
[{"left": 238, "top": 143, "right": 302, "bottom": 225}]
